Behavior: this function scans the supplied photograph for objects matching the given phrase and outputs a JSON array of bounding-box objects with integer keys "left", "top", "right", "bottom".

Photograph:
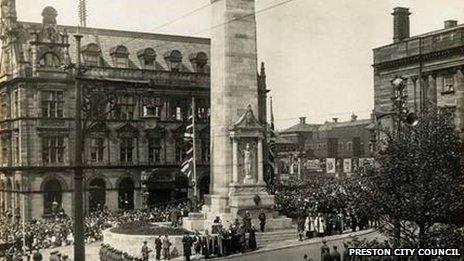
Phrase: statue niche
[{"left": 240, "top": 142, "right": 257, "bottom": 184}]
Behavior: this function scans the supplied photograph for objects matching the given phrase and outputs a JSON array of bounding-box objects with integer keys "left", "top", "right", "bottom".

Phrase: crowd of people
[
  {"left": 0, "top": 201, "right": 194, "bottom": 260},
  {"left": 295, "top": 209, "right": 375, "bottom": 242},
  {"left": 135, "top": 211, "right": 259, "bottom": 261}
]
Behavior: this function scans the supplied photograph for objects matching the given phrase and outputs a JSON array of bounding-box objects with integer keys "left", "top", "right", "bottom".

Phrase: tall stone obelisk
[
  {"left": 209, "top": 0, "right": 260, "bottom": 205},
  {"left": 184, "top": 0, "right": 292, "bottom": 231}
]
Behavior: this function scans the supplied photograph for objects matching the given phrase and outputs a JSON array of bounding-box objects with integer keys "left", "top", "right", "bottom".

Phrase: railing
[{"left": 85, "top": 67, "right": 210, "bottom": 88}]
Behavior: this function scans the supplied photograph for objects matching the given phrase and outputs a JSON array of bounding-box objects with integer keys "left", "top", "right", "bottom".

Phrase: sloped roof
[
  {"left": 18, "top": 21, "right": 210, "bottom": 73},
  {"left": 317, "top": 119, "right": 372, "bottom": 131},
  {"left": 280, "top": 122, "right": 320, "bottom": 134},
  {"left": 274, "top": 135, "right": 295, "bottom": 145}
]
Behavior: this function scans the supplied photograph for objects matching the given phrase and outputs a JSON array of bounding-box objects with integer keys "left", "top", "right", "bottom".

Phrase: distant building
[
  {"left": 275, "top": 115, "right": 373, "bottom": 180},
  {"left": 373, "top": 7, "right": 464, "bottom": 136}
]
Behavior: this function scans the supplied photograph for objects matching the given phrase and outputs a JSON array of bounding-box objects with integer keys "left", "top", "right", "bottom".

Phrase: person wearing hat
[
  {"left": 155, "top": 235, "right": 162, "bottom": 260},
  {"left": 32, "top": 248, "right": 43, "bottom": 261},
  {"left": 342, "top": 242, "right": 351, "bottom": 261},
  {"left": 330, "top": 245, "right": 341, "bottom": 261},
  {"left": 141, "top": 241, "right": 151, "bottom": 261},
  {"left": 320, "top": 240, "right": 330, "bottom": 261},
  {"left": 49, "top": 250, "right": 60, "bottom": 261}
]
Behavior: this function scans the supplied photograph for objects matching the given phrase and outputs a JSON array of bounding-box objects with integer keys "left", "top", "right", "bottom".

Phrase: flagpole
[{"left": 191, "top": 96, "right": 198, "bottom": 204}]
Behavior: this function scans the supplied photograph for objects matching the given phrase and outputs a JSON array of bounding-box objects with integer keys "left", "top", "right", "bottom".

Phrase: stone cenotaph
[{"left": 183, "top": 0, "right": 292, "bottom": 231}]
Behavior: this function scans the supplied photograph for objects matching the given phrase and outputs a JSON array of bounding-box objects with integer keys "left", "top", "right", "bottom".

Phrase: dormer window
[
  {"left": 190, "top": 52, "right": 208, "bottom": 73},
  {"left": 82, "top": 43, "right": 101, "bottom": 67},
  {"left": 137, "top": 48, "right": 156, "bottom": 69},
  {"left": 110, "top": 45, "right": 129, "bottom": 68},
  {"left": 164, "top": 50, "right": 182, "bottom": 72},
  {"left": 39, "top": 52, "right": 61, "bottom": 68}
]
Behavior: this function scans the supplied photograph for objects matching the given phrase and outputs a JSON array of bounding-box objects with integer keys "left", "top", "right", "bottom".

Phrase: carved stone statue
[{"left": 242, "top": 143, "right": 253, "bottom": 183}]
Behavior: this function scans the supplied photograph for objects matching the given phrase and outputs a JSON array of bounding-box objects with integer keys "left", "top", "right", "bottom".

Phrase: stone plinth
[
  {"left": 182, "top": 212, "right": 206, "bottom": 232},
  {"left": 103, "top": 227, "right": 185, "bottom": 258}
]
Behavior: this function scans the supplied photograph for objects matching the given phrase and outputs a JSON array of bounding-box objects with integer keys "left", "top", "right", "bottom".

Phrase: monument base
[{"left": 183, "top": 183, "right": 293, "bottom": 232}]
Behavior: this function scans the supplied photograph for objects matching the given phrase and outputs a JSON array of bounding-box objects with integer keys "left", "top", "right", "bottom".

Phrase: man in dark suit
[
  {"left": 141, "top": 241, "right": 151, "bottom": 261},
  {"left": 182, "top": 235, "right": 193, "bottom": 261},
  {"left": 258, "top": 210, "right": 266, "bottom": 232},
  {"left": 155, "top": 235, "right": 162, "bottom": 260},
  {"left": 331, "top": 245, "right": 341, "bottom": 261},
  {"left": 320, "top": 240, "right": 330, "bottom": 261}
]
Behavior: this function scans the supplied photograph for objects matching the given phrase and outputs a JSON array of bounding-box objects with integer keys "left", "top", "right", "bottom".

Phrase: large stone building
[
  {"left": 275, "top": 115, "right": 373, "bottom": 180},
  {"left": 0, "top": 3, "right": 212, "bottom": 219},
  {"left": 373, "top": 7, "right": 464, "bottom": 135},
  {"left": 0, "top": 1, "right": 265, "bottom": 220}
]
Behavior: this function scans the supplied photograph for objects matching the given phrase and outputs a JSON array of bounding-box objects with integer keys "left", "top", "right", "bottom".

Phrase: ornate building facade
[
  {"left": 373, "top": 7, "right": 464, "bottom": 136},
  {"left": 0, "top": 2, "right": 230, "bottom": 220}
]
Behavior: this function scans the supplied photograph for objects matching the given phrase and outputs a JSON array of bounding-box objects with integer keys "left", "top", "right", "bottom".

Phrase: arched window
[
  {"left": 88, "top": 178, "right": 106, "bottom": 212},
  {"left": 164, "top": 50, "right": 182, "bottom": 72},
  {"left": 39, "top": 52, "right": 61, "bottom": 68},
  {"left": 110, "top": 45, "right": 129, "bottom": 68},
  {"left": 42, "top": 178, "right": 62, "bottom": 215},
  {"left": 118, "top": 177, "right": 134, "bottom": 210},
  {"left": 190, "top": 52, "right": 208, "bottom": 73},
  {"left": 82, "top": 43, "right": 101, "bottom": 67},
  {"left": 137, "top": 48, "right": 156, "bottom": 69}
]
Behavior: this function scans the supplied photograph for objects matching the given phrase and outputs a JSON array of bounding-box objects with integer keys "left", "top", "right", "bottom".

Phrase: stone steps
[{"left": 255, "top": 229, "right": 299, "bottom": 247}]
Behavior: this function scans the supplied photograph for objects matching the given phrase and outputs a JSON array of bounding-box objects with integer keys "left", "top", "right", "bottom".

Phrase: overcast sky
[{"left": 17, "top": 0, "right": 464, "bottom": 129}]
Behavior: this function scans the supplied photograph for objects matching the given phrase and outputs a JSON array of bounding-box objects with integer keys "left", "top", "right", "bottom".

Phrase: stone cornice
[{"left": 373, "top": 46, "right": 464, "bottom": 70}]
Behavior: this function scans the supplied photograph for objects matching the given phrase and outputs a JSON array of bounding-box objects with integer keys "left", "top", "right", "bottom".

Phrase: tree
[{"left": 358, "top": 105, "right": 464, "bottom": 251}]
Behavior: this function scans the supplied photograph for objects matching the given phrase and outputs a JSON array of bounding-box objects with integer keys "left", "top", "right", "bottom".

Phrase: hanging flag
[
  {"left": 267, "top": 97, "right": 276, "bottom": 184},
  {"left": 343, "top": 158, "right": 352, "bottom": 173},
  {"left": 181, "top": 97, "right": 197, "bottom": 198},
  {"left": 326, "top": 158, "right": 336, "bottom": 173}
]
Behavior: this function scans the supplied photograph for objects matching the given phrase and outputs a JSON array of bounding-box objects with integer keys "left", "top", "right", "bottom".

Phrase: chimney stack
[
  {"left": 351, "top": 113, "right": 358, "bottom": 122},
  {"left": 392, "top": 7, "right": 411, "bottom": 43},
  {"left": 332, "top": 118, "right": 338, "bottom": 123},
  {"left": 299, "top": 117, "right": 306, "bottom": 124},
  {"left": 444, "top": 20, "right": 458, "bottom": 29}
]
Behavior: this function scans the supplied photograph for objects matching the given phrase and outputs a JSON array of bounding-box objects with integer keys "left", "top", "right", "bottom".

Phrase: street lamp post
[
  {"left": 61, "top": 32, "right": 88, "bottom": 261},
  {"left": 73, "top": 33, "right": 86, "bottom": 261},
  {"left": 372, "top": 75, "right": 419, "bottom": 253}
]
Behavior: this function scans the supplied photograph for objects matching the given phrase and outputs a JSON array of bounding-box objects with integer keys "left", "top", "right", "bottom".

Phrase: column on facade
[
  {"left": 106, "top": 190, "right": 119, "bottom": 212},
  {"left": 428, "top": 73, "right": 437, "bottom": 105},
  {"left": 12, "top": 181, "right": 17, "bottom": 222},
  {"left": 62, "top": 192, "right": 73, "bottom": 218},
  {"left": 30, "top": 193, "right": 43, "bottom": 220},
  {"left": 420, "top": 75, "right": 429, "bottom": 111},
  {"left": 232, "top": 138, "right": 239, "bottom": 184},
  {"left": 257, "top": 138, "right": 264, "bottom": 184},
  {"left": 134, "top": 187, "right": 142, "bottom": 209},
  {"left": 410, "top": 76, "right": 418, "bottom": 112}
]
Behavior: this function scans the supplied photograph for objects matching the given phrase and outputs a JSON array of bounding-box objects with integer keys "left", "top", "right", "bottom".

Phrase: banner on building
[
  {"left": 359, "top": 158, "right": 374, "bottom": 167},
  {"left": 306, "top": 159, "right": 321, "bottom": 169},
  {"left": 326, "top": 158, "right": 336, "bottom": 173},
  {"left": 343, "top": 158, "right": 352, "bottom": 173}
]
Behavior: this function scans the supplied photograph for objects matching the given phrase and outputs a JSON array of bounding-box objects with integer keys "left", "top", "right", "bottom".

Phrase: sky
[{"left": 16, "top": 0, "right": 464, "bottom": 129}]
